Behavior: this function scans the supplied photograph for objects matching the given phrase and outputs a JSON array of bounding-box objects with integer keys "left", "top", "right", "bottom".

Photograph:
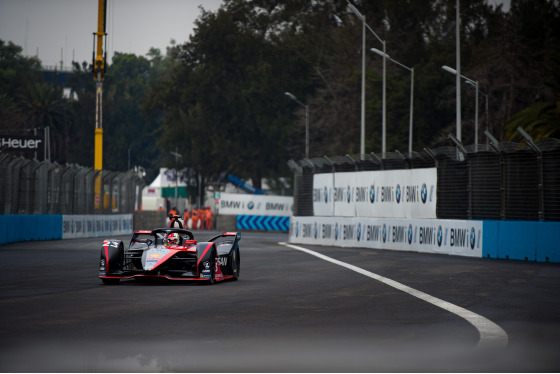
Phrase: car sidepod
[
  {"left": 216, "top": 241, "right": 240, "bottom": 280},
  {"left": 210, "top": 232, "right": 241, "bottom": 281},
  {"left": 99, "top": 239, "right": 124, "bottom": 284},
  {"left": 196, "top": 242, "right": 218, "bottom": 284}
]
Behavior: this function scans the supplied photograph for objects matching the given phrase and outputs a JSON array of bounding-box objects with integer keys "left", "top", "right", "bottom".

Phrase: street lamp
[
  {"left": 442, "top": 65, "right": 480, "bottom": 148},
  {"left": 346, "top": 1, "right": 386, "bottom": 155},
  {"left": 371, "top": 48, "right": 414, "bottom": 154},
  {"left": 285, "top": 91, "right": 309, "bottom": 159}
]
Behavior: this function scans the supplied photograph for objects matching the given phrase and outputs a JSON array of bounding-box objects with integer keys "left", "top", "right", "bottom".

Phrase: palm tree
[
  {"left": 19, "top": 82, "right": 70, "bottom": 162},
  {"left": 503, "top": 101, "right": 560, "bottom": 142}
]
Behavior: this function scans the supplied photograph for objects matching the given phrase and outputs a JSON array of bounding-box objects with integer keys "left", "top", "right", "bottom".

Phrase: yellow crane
[{"left": 93, "top": 0, "right": 106, "bottom": 209}]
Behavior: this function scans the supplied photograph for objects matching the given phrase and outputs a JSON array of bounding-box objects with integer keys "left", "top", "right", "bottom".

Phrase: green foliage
[
  {"left": 147, "top": 1, "right": 316, "bottom": 189},
  {"left": 0, "top": 40, "right": 43, "bottom": 131},
  {"left": 104, "top": 52, "right": 159, "bottom": 174},
  {"left": 504, "top": 101, "right": 560, "bottom": 141},
  {"left": 0, "top": 40, "right": 42, "bottom": 99}
]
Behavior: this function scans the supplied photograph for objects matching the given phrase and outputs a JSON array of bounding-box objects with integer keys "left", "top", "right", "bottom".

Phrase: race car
[{"left": 99, "top": 228, "right": 241, "bottom": 285}]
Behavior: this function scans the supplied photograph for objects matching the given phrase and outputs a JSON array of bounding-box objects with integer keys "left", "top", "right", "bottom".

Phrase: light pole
[
  {"left": 285, "top": 92, "right": 309, "bottom": 159},
  {"left": 346, "top": 1, "right": 386, "bottom": 154},
  {"left": 455, "top": 0, "right": 461, "bottom": 143},
  {"left": 442, "top": 65, "right": 480, "bottom": 148},
  {"left": 477, "top": 88, "right": 489, "bottom": 145},
  {"left": 466, "top": 80, "right": 489, "bottom": 148},
  {"left": 371, "top": 48, "right": 414, "bottom": 154}
]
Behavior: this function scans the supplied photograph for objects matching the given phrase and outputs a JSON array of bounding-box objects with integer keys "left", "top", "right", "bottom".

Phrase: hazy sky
[
  {"left": 1, "top": 0, "right": 511, "bottom": 70},
  {"left": 0, "top": 0, "right": 223, "bottom": 69}
]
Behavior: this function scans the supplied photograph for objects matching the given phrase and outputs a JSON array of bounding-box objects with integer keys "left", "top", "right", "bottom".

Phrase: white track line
[{"left": 279, "top": 242, "right": 508, "bottom": 349}]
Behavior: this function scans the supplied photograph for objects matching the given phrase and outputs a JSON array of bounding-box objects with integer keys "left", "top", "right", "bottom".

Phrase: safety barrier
[
  {"left": 288, "top": 138, "right": 560, "bottom": 220},
  {"left": 0, "top": 152, "right": 145, "bottom": 215},
  {"left": 217, "top": 193, "right": 293, "bottom": 232},
  {"left": 62, "top": 214, "right": 133, "bottom": 239},
  {"left": 0, "top": 214, "right": 133, "bottom": 245},
  {"left": 483, "top": 220, "right": 559, "bottom": 263},
  {"left": 237, "top": 215, "right": 290, "bottom": 231},
  {"left": 288, "top": 216, "right": 560, "bottom": 263},
  {"left": 0, "top": 215, "right": 63, "bottom": 244},
  {"left": 287, "top": 137, "right": 560, "bottom": 263}
]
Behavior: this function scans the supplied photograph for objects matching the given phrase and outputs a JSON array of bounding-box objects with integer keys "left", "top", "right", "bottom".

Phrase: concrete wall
[{"left": 0, "top": 215, "right": 62, "bottom": 244}]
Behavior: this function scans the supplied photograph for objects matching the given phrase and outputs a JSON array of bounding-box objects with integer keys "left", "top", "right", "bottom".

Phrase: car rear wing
[{"left": 208, "top": 231, "right": 241, "bottom": 243}]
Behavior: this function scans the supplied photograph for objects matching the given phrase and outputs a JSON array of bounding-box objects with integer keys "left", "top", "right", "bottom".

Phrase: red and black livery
[{"left": 99, "top": 228, "right": 241, "bottom": 285}]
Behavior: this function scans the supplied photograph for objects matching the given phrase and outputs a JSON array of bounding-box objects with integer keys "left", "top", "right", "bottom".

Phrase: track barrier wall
[
  {"left": 62, "top": 214, "right": 133, "bottom": 239},
  {"left": 0, "top": 214, "right": 133, "bottom": 245},
  {"left": 0, "top": 215, "right": 63, "bottom": 244},
  {"left": 217, "top": 193, "right": 293, "bottom": 232},
  {"left": 288, "top": 216, "right": 560, "bottom": 263},
  {"left": 288, "top": 139, "right": 560, "bottom": 263}
]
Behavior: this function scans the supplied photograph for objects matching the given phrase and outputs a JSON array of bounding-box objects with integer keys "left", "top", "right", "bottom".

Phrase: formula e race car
[{"left": 99, "top": 228, "right": 241, "bottom": 285}]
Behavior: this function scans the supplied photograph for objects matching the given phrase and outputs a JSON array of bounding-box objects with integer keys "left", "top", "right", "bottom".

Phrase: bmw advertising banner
[
  {"left": 312, "top": 173, "right": 334, "bottom": 216},
  {"left": 289, "top": 216, "right": 483, "bottom": 258},
  {"left": 313, "top": 168, "right": 437, "bottom": 219},
  {"left": 62, "top": 214, "right": 133, "bottom": 239},
  {"left": 218, "top": 193, "right": 293, "bottom": 216},
  {"left": 334, "top": 172, "right": 357, "bottom": 217}
]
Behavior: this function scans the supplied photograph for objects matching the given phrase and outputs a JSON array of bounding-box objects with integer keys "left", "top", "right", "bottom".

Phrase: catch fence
[
  {"left": 288, "top": 137, "right": 560, "bottom": 221},
  {"left": 0, "top": 152, "right": 145, "bottom": 215}
]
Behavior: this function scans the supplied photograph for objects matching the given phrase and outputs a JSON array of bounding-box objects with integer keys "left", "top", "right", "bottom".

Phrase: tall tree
[
  {"left": 18, "top": 82, "right": 70, "bottom": 161},
  {"left": 148, "top": 1, "right": 315, "bottom": 189},
  {"left": 0, "top": 40, "right": 43, "bottom": 131},
  {"left": 103, "top": 52, "right": 160, "bottom": 176}
]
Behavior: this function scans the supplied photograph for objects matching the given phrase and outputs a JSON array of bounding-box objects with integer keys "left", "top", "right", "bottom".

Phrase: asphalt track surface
[{"left": 1, "top": 230, "right": 560, "bottom": 372}]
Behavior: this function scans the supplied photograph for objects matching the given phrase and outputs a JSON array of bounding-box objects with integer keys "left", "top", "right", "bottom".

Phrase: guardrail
[{"left": 0, "top": 152, "right": 145, "bottom": 215}]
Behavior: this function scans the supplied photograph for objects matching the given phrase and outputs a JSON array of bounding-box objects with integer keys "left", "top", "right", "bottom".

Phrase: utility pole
[{"left": 93, "top": 0, "right": 107, "bottom": 210}]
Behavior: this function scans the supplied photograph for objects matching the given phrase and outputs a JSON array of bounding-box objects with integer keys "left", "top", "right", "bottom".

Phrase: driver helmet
[{"left": 167, "top": 233, "right": 180, "bottom": 245}]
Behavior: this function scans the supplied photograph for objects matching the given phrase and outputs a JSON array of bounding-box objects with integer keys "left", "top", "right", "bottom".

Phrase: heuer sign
[{"left": 1, "top": 135, "right": 44, "bottom": 159}]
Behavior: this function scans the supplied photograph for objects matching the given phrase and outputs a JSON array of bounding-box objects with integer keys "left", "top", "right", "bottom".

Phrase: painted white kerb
[{"left": 279, "top": 242, "right": 508, "bottom": 349}]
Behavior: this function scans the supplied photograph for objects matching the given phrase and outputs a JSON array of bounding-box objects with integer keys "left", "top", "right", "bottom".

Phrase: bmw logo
[
  {"left": 314, "top": 223, "right": 318, "bottom": 239},
  {"left": 470, "top": 228, "right": 476, "bottom": 249},
  {"left": 421, "top": 183, "right": 428, "bottom": 204},
  {"left": 396, "top": 184, "right": 401, "bottom": 204},
  {"left": 408, "top": 224, "right": 413, "bottom": 245},
  {"left": 357, "top": 223, "right": 361, "bottom": 241},
  {"left": 324, "top": 187, "right": 328, "bottom": 203},
  {"left": 369, "top": 185, "right": 375, "bottom": 203},
  {"left": 437, "top": 225, "right": 443, "bottom": 247},
  {"left": 248, "top": 201, "right": 254, "bottom": 210},
  {"left": 335, "top": 223, "right": 339, "bottom": 240},
  {"left": 347, "top": 186, "right": 351, "bottom": 203},
  {"left": 382, "top": 224, "right": 387, "bottom": 243}
]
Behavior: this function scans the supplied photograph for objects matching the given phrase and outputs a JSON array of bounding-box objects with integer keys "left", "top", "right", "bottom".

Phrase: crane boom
[
  {"left": 94, "top": 0, "right": 106, "bottom": 171},
  {"left": 94, "top": 0, "right": 107, "bottom": 210}
]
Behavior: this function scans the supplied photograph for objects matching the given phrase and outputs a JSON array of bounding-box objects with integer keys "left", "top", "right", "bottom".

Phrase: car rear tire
[{"left": 232, "top": 247, "right": 240, "bottom": 281}]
